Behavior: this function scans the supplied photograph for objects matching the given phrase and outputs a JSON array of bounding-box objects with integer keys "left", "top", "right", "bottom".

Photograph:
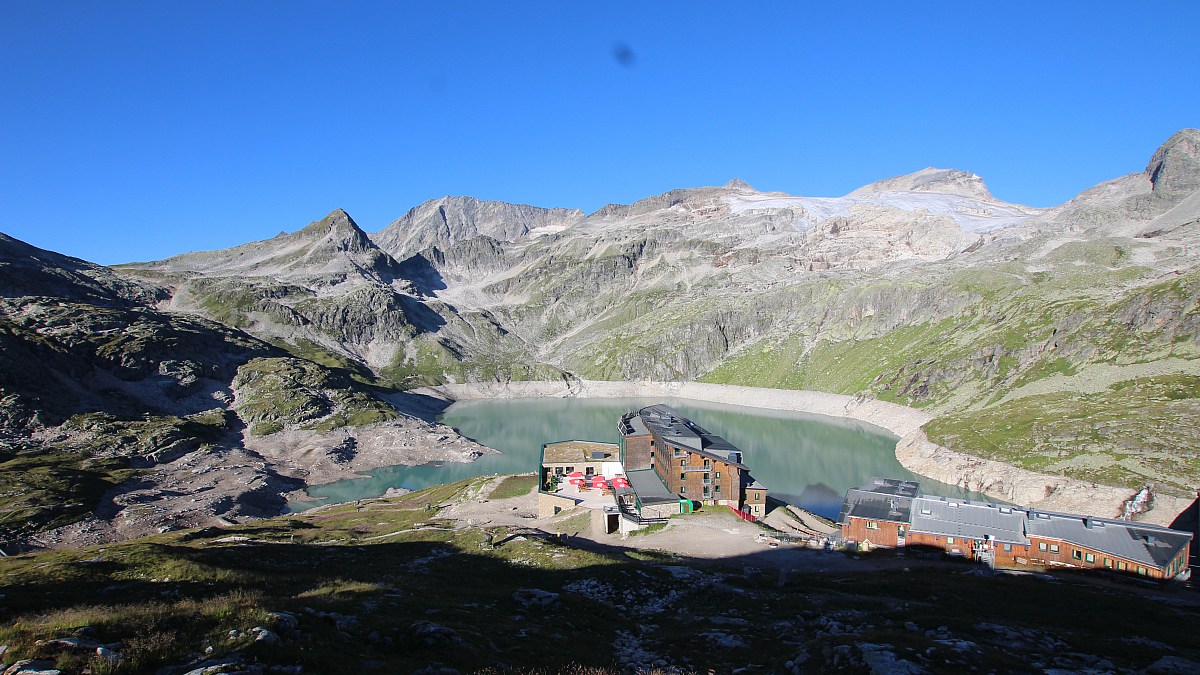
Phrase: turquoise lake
[{"left": 293, "top": 397, "right": 981, "bottom": 519}]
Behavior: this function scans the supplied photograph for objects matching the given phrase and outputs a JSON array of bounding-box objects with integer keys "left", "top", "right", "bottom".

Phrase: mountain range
[{"left": 2, "top": 128, "right": 1198, "bottom": 549}]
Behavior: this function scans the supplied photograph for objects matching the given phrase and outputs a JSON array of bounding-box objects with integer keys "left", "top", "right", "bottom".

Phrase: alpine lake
[{"left": 291, "top": 397, "right": 988, "bottom": 519}]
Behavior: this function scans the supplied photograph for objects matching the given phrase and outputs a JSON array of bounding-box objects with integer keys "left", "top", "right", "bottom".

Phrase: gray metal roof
[
  {"left": 625, "top": 468, "right": 678, "bottom": 505},
  {"left": 619, "top": 412, "right": 649, "bottom": 436},
  {"left": 636, "top": 405, "right": 749, "bottom": 469},
  {"left": 838, "top": 489, "right": 914, "bottom": 525},
  {"left": 860, "top": 477, "right": 921, "bottom": 499},
  {"left": 1025, "top": 510, "right": 1192, "bottom": 569},
  {"left": 910, "top": 496, "right": 1030, "bottom": 545}
]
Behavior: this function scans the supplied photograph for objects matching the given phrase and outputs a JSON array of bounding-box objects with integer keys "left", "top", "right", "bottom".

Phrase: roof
[
  {"left": 635, "top": 404, "right": 748, "bottom": 469},
  {"left": 910, "top": 496, "right": 1030, "bottom": 546},
  {"left": 1025, "top": 510, "right": 1193, "bottom": 570},
  {"left": 858, "top": 477, "right": 921, "bottom": 499},
  {"left": 837, "top": 478, "right": 920, "bottom": 525},
  {"left": 625, "top": 468, "right": 678, "bottom": 505},
  {"left": 838, "top": 491, "right": 914, "bottom": 525},
  {"left": 542, "top": 440, "right": 619, "bottom": 464},
  {"left": 618, "top": 412, "right": 649, "bottom": 436}
]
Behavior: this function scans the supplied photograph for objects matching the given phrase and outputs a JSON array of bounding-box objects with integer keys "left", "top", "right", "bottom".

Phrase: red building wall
[
  {"left": 843, "top": 517, "right": 908, "bottom": 548},
  {"left": 1026, "top": 536, "right": 1179, "bottom": 579}
]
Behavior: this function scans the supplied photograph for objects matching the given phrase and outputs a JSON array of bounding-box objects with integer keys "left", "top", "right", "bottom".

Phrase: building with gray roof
[
  {"left": 838, "top": 478, "right": 1193, "bottom": 581},
  {"left": 618, "top": 405, "right": 767, "bottom": 518}
]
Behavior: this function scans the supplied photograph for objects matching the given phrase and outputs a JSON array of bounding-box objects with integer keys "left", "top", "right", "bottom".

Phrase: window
[
  {"left": 1038, "top": 542, "right": 1047, "bottom": 552},
  {"left": 680, "top": 473, "right": 686, "bottom": 481},
  {"left": 680, "top": 486, "right": 686, "bottom": 494},
  {"left": 947, "top": 537, "right": 955, "bottom": 545},
  {"left": 865, "top": 521, "right": 879, "bottom": 530},
  {"left": 565, "top": 467, "right": 574, "bottom": 473},
  {"left": 1137, "top": 566, "right": 1148, "bottom": 576},
  {"left": 1085, "top": 553, "right": 1095, "bottom": 563},
  {"left": 1118, "top": 561, "right": 1127, "bottom": 571},
  {"left": 715, "top": 471, "right": 721, "bottom": 479},
  {"left": 1003, "top": 544, "right": 1012, "bottom": 552},
  {"left": 680, "top": 459, "right": 687, "bottom": 467},
  {"left": 1049, "top": 544, "right": 1060, "bottom": 554},
  {"left": 703, "top": 473, "right": 710, "bottom": 481},
  {"left": 714, "top": 485, "right": 721, "bottom": 493},
  {"left": 1072, "top": 550, "right": 1082, "bottom": 561},
  {"left": 1103, "top": 558, "right": 1112, "bottom": 568},
  {"left": 704, "top": 460, "right": 711, "bottom": 469},
  {"left": 649, "top": 451, "right": 654, "bottom": 458}
]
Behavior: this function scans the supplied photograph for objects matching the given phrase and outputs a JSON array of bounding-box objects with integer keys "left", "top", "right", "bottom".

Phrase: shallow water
[{"left": 292, "top": 396, "right": 983, "bottom": 519}]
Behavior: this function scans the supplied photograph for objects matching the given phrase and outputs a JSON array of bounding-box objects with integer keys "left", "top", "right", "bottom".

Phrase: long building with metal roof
[{"left": 838, "top": 478, "right": 1193, "bottom": 581}]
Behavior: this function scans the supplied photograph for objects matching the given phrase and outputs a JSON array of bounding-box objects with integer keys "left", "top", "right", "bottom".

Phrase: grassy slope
[
  {"left": 232, "top": 357, "right": 398, "bottom": 436},
  {"left": 1, "top": 477, "right": 1196, "bottom": 674},
  {"left": 699, "top": 265, "right": 1200, "bottom": 495}
]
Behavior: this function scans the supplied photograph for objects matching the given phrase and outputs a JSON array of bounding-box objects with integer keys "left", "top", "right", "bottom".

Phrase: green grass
[{"left": 487, "top": 475, "right": 537, "bottom": 500}]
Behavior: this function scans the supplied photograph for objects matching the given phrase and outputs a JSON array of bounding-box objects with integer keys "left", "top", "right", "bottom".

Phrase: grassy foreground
[{"left": 0, "top": 476, "right": 1197, "bottom": 674}]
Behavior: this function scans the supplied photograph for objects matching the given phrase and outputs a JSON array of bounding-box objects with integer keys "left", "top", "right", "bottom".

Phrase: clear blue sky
[{"left": 2, "top": 2, "right": 1197, "bottom": 264}]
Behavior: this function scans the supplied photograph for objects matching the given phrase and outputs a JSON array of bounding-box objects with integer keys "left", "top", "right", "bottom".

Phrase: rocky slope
[{"left": 0, "top": 236, "right": 493, "bottom": 550}]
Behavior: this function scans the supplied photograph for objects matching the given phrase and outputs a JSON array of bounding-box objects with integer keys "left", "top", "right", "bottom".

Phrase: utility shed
[
  {"left": 1025, "top": 510, "right": 1193, "bottom": 579},
  {"left": 837, "top": 478, "right": 919, "bottom": 548}
]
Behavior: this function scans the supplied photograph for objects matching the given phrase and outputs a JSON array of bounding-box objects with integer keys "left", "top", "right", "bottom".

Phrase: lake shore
[{"left": 418, "top": 379, "right": 1191, "bottom": 527}]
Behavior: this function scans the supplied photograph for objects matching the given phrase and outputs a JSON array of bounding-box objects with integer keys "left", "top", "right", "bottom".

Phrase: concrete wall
[{"left": 537, "top": 491, "right": 579, "bottom": 519}]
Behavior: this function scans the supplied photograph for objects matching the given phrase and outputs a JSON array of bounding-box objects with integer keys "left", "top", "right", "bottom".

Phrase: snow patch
[{"left": 723, "top": 191, "right": 1040, "bottom": 233}]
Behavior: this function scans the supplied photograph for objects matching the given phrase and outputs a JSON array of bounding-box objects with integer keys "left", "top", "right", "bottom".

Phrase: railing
[
  {"left": 618, "top": 500, "right": 668, "bottom": 525},
  {"left": 729, "top": 505, "right": 759, "bottom": 523}
]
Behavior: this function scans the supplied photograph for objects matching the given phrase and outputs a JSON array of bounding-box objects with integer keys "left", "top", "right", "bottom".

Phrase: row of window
[{"left": 1036, "top": 542, "right": 1150, "bottom": 575}]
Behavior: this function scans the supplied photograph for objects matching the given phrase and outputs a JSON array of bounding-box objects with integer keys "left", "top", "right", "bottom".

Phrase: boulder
[
  {"left": 1, "top": 661, "right": 60, "bottom": 675},
  {"left": 511, "top": 588, "right": 559, "bottom": 609}
]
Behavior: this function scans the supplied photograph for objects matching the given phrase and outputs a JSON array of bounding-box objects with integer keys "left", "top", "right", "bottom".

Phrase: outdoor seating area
[{"left": 562, "top": 471, "right": 632, "bottom": 491}]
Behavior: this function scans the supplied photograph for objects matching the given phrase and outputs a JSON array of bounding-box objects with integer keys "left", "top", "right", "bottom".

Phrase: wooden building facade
[{"left": 837, "top": 478, "right": 919, "bottom": 548}]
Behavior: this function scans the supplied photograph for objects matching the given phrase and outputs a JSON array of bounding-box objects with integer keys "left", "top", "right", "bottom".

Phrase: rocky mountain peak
[
  {"left": 372, "top": 196, "right": 584, "bottom": 260},
  {"left": 1145, "top": 128, "right": 1200, "bottom": 201},
  {"left": 723, "top": 178, "right": 757, "bottom": 191},
  {"left": 299, "top": 208, "right": 374, "bottom": 254},
  {"left": 850, "top": 168, "right": 995, "bottom": 201}
]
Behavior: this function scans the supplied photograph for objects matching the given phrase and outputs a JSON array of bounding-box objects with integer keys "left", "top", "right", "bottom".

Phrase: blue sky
[{"left": 2, "top": 2, "right": 1197, "bottom": 264}]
